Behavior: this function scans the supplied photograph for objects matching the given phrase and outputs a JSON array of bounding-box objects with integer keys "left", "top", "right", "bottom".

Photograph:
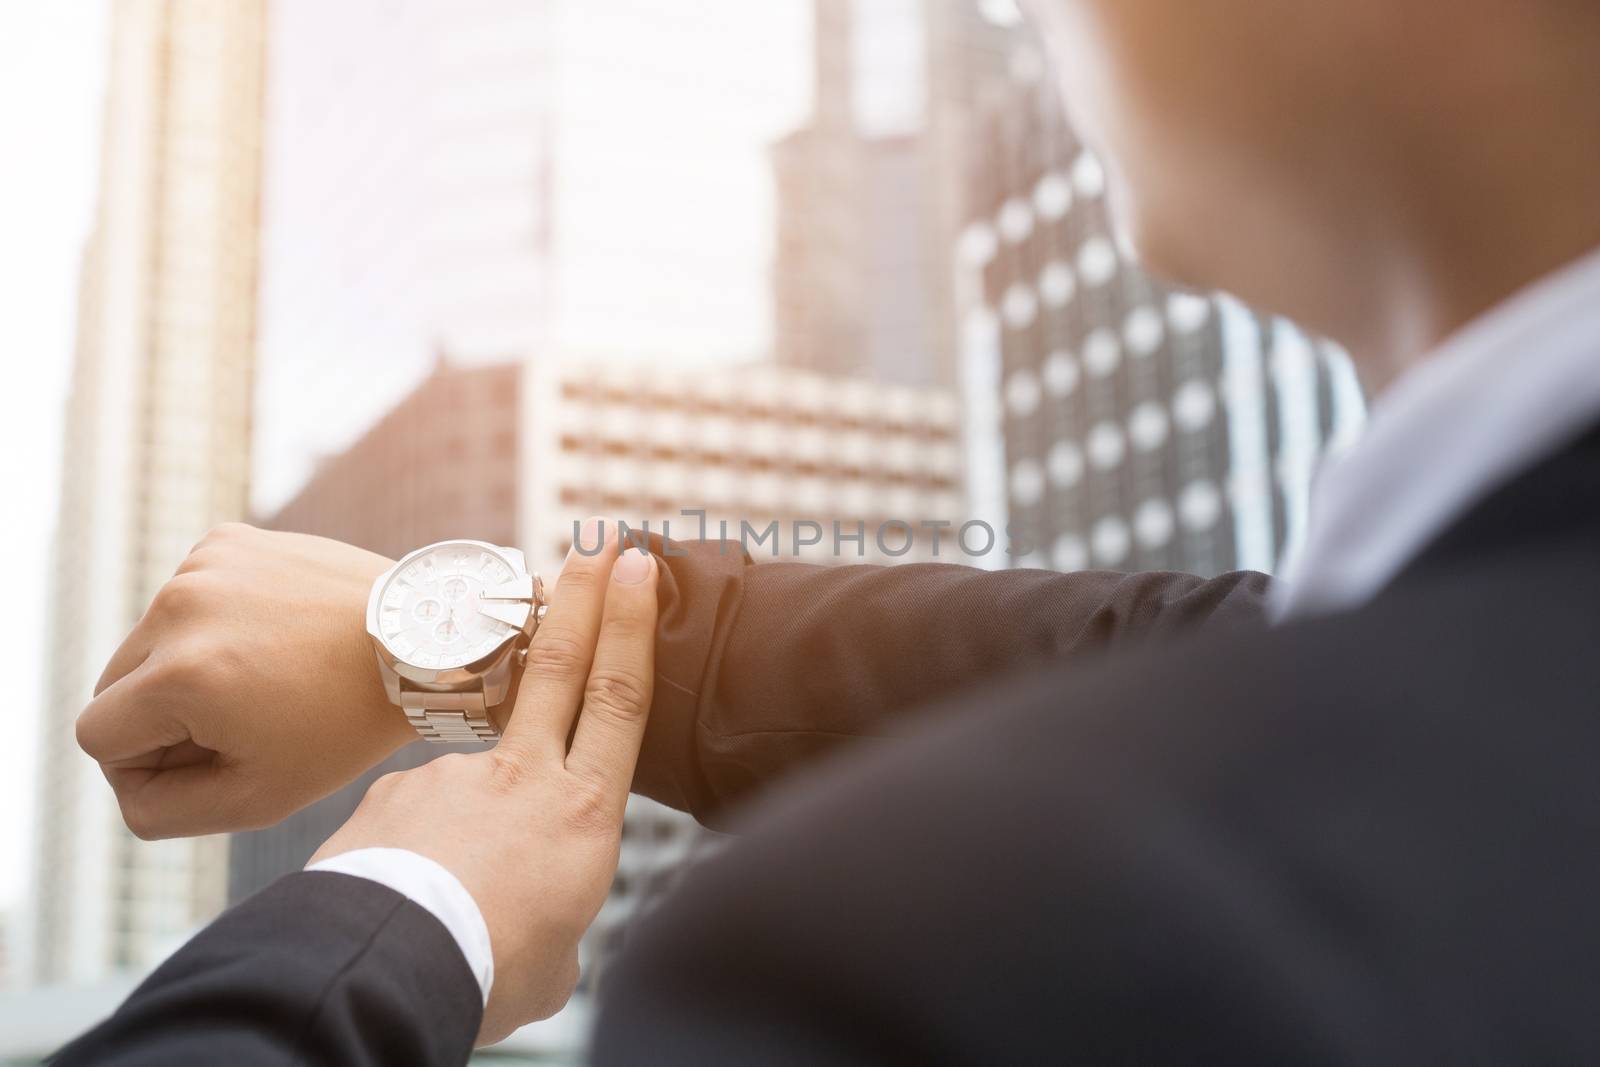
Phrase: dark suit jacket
[
  {"left": 592, "top": 428, "right": 1600, "bottom": 1064},
  {"left": 50, "top": 872, "right": 482, "bottom": 1065}
]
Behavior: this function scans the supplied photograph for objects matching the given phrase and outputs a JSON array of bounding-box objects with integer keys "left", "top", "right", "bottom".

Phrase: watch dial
[{"left": 377, "top": 543, "right": 519, "bottom": 669}]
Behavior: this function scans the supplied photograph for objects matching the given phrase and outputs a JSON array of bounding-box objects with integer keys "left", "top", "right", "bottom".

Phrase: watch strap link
[{"left": 401, "top": 688, "right": 500, "bottom": 744}]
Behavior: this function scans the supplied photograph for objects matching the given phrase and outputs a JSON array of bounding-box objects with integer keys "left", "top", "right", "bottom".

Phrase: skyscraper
[
  {"left": 953, "top": 7, "right": 1365, "bottom": 577},
  {"left": 32, "top": 0, "right": 266, "bottom": 983},
  {"left": 771, "top": 0, "right": 959, "bottom": 389}
]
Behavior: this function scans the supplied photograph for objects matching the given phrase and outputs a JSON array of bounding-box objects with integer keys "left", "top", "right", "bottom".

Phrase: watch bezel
[{"left": 366, "top": 538, "right": 531, "bottom": 684}]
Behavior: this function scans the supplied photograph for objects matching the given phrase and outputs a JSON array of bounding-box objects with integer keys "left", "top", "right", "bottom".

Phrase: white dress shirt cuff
[{"left": 305, "top": 846, "right": 494, "bottom": 1006}]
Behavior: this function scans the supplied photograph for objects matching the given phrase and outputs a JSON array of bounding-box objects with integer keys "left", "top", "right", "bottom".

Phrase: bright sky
[
  {"left": 253, "top": 0, "right": 814, "bottom": 514},
  {"left": 0, "top": 2, "right": 110, "bottom": 913}
]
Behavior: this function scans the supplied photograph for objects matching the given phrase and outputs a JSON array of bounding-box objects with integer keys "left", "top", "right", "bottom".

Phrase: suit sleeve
[
  {"left": 595, "top": 641, "right": 1343, "bottom": 1067},
  {"left": 636, "top": 533, "right": 1272, "bottom": 826},
  {"left": 50, "top": 872, "right": 481, "bottom": 1067}
]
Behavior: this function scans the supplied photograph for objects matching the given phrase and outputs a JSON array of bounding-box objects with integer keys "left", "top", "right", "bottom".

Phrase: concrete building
[
  {"left": 953, "top": 11, "right": 1365, "bottom": 577},
  {"left": 770, "top": 0, "right": 1029, "bottom": 394},
  {"left": 261, "top": 358, "right": 521, "bottom": 561},
  {"left": 32, "top": 0, "right": 266, "bottom": 984},
  {"left": 771, "top": 0, "right": 956, "bottom": 389},
  {"left": 520, "top": 358, "right": 966, "bottom": 577}
]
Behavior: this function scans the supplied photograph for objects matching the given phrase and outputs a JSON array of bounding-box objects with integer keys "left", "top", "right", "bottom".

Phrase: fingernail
[{"left": 613, "top": 547, "right": 653, "bottom": 584}]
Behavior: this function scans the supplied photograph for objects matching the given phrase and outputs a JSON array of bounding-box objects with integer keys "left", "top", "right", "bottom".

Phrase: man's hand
[
  {"left": 77, "top": 523, "right": 411, "bottom": 838},
  {"left": 310, "top": 541, "right": 660, "bottom": 1045}
]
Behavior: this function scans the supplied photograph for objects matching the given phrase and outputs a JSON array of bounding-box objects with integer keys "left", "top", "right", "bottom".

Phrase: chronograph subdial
[{"left": 375, "top": 545, "right": 524, "bottom": 669}]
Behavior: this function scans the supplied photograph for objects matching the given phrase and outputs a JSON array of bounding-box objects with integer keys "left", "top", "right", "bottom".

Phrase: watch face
[{"left": 375, "top": 542, "right": 520, "bottom": 669}]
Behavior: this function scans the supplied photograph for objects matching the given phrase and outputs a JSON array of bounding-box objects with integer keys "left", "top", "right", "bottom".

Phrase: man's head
[{"left": 1024, "top": 0, "right": 1600, "bottom": 387}]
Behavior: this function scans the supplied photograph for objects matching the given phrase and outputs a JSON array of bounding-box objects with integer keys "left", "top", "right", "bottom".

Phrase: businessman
[{"left": 61, "top": 0, "right": 1600, "bottom": 1061}]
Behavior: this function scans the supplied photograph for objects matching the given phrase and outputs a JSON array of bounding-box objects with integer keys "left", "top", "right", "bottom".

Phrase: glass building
[{"left": 953, "top": 8, "right": 1365, "bottom": 577}]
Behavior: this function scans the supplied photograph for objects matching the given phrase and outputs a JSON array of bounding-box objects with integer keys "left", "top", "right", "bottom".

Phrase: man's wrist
[{"left": 345, "top": 560, "right": 418, "bottom": 753}]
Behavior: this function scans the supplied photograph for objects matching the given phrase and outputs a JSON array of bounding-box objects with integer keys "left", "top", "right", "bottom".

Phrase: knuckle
[
  {"left": 523, "top": 630, "right": 589, "bottom": 679},
  {"left": 206, "top": 521, "right": 254, "bottom": 544},
  {"left": 583, "top": 668, "right": 650, "bottom": 720},
  {"left": 553, "top": 560, "right": 604, "bottom": 599},
  {"left": 149, "top": 572, "right": 211, "bottom": 618},
  {"left": 144, "top": 640, "right": 219, "bottom": 694},
  {"left": 73, "top": 707, "right": 102, "bottom": 757},
  {"left": 173, "top": 546, "right": 216, "bottom": 577},
  {"left": 562, "top": 774, "right": 613, "bottom": 835},
  {"left": 370, "top": 770, "right": 406, "bottom": 794},
  {"left": 190, "top": 523, "right": 238, "bottom": 555},
  {"left": 598, "top": 605, "right": 652, "bottom": 643},
  {"left": 486, "top": 747, "right": 535, "bottom": 792}
]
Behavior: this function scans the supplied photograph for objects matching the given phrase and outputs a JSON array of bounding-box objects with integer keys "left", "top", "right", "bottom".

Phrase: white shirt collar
[{"left": 1272, "top": 244, "right": 1600, "bottom": 621}]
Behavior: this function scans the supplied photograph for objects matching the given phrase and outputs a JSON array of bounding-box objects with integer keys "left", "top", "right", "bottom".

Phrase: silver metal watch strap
[{"left": 401, "top": 688, "right": 500, "bottom": 744}]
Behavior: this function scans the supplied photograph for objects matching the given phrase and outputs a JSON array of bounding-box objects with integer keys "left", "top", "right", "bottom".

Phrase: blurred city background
[{"left": 0, "top": 0, "right": 1364, "bottom": 1062}]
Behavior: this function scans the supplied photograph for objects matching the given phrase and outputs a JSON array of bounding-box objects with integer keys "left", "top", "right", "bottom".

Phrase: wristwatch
[{"left": 366, "top": 539, "right": 547, "bottom": 743}]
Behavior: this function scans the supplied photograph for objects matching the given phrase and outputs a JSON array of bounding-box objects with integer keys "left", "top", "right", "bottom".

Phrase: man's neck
[{"left": 1318, "top": 28, "right": 1600, "bottom": 396}]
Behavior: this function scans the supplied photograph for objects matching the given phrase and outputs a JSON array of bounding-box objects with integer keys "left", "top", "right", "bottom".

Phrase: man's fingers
[
  {"left": 497, "top": 518, "right": 622, "bottom": 761},
  {"left": 76, "top": 662, "right": 191, "bottom": 765},
  {"left": 564, "top": 547, "right": 658, "bottom": 816},
  {"left": 94, "top": 620, "right": 153, "bottom": 698},
  {"left": 105, "top": 758, "right": 231, "bottom": 840},
  {"left": 94, "top": 570, "right": 209, "bottom": 697}
]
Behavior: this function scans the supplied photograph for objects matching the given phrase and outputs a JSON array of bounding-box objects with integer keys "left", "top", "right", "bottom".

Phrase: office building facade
[
  {"left": 520, "top": 359, "right": 966, "bottom": 576},
  {"left": 32, "top": 0, "right": 266, "bottom": 983},
  {"left": 954, "top": 18, "right": 1365, "bottom": 577},
  {"left": 771, "top": 0, "right": 958, "bottom": 389}
]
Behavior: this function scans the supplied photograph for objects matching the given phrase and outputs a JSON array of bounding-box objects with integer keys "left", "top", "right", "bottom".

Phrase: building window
[
  {"left": 1082, "top": 329, "right": 1122, "bottom": 379},
  {"left": 1052, "top": 533, "right": 1089, "bottom": 572},
  {"left": 1005, "top": 369, "right": 1042, "bottom": 418},
  {"left": 1087, "top": 421, "right": 1127, "bottom": 471},
  {"left": 997, "top": 197, "right": 1034, "bottom": 244},
  {"left": 1134, "top": 498, "right": 1177, "bottom": 549},
  {"left": 1178, "top": 480, "right": 1224, "bottom": 531},
  {"left": 1168, "top": 292, "right": 1213, "bottom": 335},
  {"left": 1033, "top": 171, "right": 1073, "bottom": 221},
  {"left": 1002, "top": 283, "right": 1038, "bottom": 330},
  {"left": 1124, "top": 306, "right": 1166, "bottom": 357},
  {"left": 1044, "top": 350, "right": 1081, "bottom": 397},
  {"left": 1077, "top": 237, "right": 1118, "bottom": 288},
  {"left": 1128, "top": 402, "right": 1171, "bottom": 453},
  {"left": 1172, "top": 380, "right": 1218, "bottom": 432},
  {"left": 1039, "top": 260, "right": 1075, "bottom": 308},
  {"left": 1010, "top": 459, "right": 1046, "bottom": 507},
  {"left": 1091, "top": 515, "right": 1132, "bottom": 566},
  {"left": 1048, "top": 440, "right": 1085, "bottom": 488},
  {"left": 1072, "top": 151, "right": 1106, "bottom": 199}
]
